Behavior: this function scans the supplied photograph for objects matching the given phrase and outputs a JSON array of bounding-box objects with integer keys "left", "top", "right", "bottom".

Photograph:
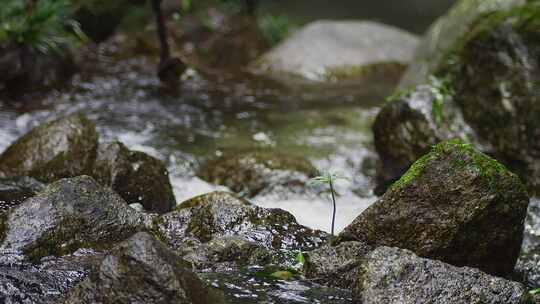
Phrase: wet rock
[
  {"left": 153, "top": 191, "right": 327, "bottom": 254},
  {"left": 0, "top": 249, "right": 103, "bottom": 304},
  {"left": 0, "top": 176, "right": 44, "bottom": 213},
  {"left": 354, "top": 246, "right": 531, "bottom": 304},
  {"left": 197, "top": 150, "right": 317, "bottom": 198},
  {"left": 0, "top": 114, "right": 98, "bottom": 183},
  {"left": 91, "top": 141, "right": 175, "bottom": 214},
  {"left": 339, "top": 140, "right": 529, "bottom": 276},
  {"left": 303, "top": 241, "right": 372, "bottom": 289},
  {"left": 373, "top": 82, "right": 475, "bottom": 193},
  {"left": 252, "top": 21, "right": 418, "bottom": 88},
  {"left": 399, "top": 0, "right": 527, "bottom": 88},
  {"left": 515, "top": 198, "right": 540, "bottom": 287},
  {"left": 378, "top": 1, "right": 540, "bottom": 194},
  {"left": 63, "top": 232, "right": 225, "bottom": 304},
  {"left": 0, "top": 176, "right": 150, "bottom": 261},
  {"left": 0, "top": 44, "right": 77, "bottom": 97}
]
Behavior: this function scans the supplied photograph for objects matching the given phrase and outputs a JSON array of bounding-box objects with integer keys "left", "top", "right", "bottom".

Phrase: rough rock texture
[
  {"left": 91, "top": 141, "right": 175, "bottom": 214},
  {"left": 515, "top": 198, "right": 540, "bottom": 287},
  {"left": 0, "top": 249, "right": 103, "bottom": 304},
  {"left": 339, "top": 140, "right": 529, "bottom": 276},
  {"left": 372, "top": 83, "right": 475, "bottom": 193},
  {"left": 303, "top": 241, "right": 372, "bottom": 289},
  {"left": 253, "top": 20, "right": 419, "bottom": 86},
  {"left": 198, "top": 150, "right": 317, "bottom": 198},
  {"left": 0, "top": 114, "right": 98, "bottom": 183},
  {"left": 399, "top": 0, "right": 527, "bottom": 88},
  {"left": 0, "top": 176, "right": 44, "bottom": 214},
  {"left": 376, "top": 1, "right": 540, "bottom": 194},
  {"left": 0, "top": 176, "right": 150, "bottom": 261},
  {"left": 0, "top": 44, "right": 77, "bottom": 96},
  {"left": 63, "top": 232, "right": 225, "bottom": 304},
  {"left": 153, "top": 191, "right": 327, "bottom": 253},
  {"left": 354, "top": 246, "right": 531, "bottom": 304}
]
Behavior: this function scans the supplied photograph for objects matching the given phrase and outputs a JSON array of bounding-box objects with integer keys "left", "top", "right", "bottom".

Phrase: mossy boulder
[
  {"left": 197, "top": 150, "right": 318, "bottom": 198},
  {"left": 0, "top": 176, "right": 44, "bottom": 214},
  {"left": 339, "top": 140, "right": 529, "bottom": 276},
  {"left": 63, "top": 232, "right": 225, "bottom": 304},
  {"left": 0, "top": 176, "right": 151, "bottom": 261},
  {"left": 354, "top": 246, "right": 531, "bottom": 304},
  {"left": 303, "top": 241, "right": 372, "bottom": 289},
  {"left": 153, "top": 191, "right": 327, "bottom": 254},
  {"left": 0, "top": 114, "right": 98, "bottom": 183},
  {"left": 372, "top": 82, "right": 475, "bottom": 193},
  {"left": 399, "top": 0, "right": 527, "bottom": 88},
  {"left": 91, "top": 141, "right": 175, "bottom": 214},
  {"left": 375, "top": 2, "right": 540, "bottom": 194},
  {"left": 252, "top": 20, "right": 418, "bottom": 92}
]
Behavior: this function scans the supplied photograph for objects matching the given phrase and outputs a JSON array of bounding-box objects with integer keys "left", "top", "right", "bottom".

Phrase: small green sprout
[
  {"left": 309, "top": 171, "right": 347, "bottom": 235},
  {"left": 529, "top": 288, "right": 540, "bottom": 295}
]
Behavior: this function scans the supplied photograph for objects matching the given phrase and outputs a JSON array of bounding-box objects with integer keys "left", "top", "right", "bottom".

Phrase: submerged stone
[
  {"left": 153, "top": 191, "right": 327, "bottom": 255},
  {"left": 197, "top": 150, "right": 317, "bottom": 198},
  {"left": 0, "top": 176, "right": 150, "bottom": 261},
  {"left": 91, "top": 141, "right": 176, "bottom": 214},
  {"left": 355, "top": 246, "right": 531, "bottom": 304},
  {"left": 339, "top": 140, "right": 529, "bottom": 276},
  {"left": 63, "top": 232, "right": 225, "bottom": 304},
  {"left": 0, "top": 114, "right": 98, "bottom": 183},
  {"left": 252, "top": 20, "right": 418, "bottom": 89}
]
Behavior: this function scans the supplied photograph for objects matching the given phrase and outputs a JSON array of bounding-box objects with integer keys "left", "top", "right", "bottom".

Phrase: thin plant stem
[{"left": 329, "top": 178, "right": 336, "bottom": 235}]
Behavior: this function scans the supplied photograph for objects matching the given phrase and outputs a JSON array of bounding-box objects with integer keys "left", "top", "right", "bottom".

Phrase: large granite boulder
[
  {"left": 63, "top": 232, "right": 225, "bottom": 304},
  {"left": 0, "top": 176, "right": 151, "bottom": 261},
  {"left": 375, "top": 1, "right": 540, "bottom": 194},
  {"left": 354, "top": 246, "right": 531, "bottom": 304},
  {"left": 91, "top": 141, "right": 176, "bottom": 214},
  {"left": 339, "top": 140, "right": 529, "bottom": 276},
  {"left": 0, "top": 114, "right": 98, "bottom": 183},
  {"left": 197, "top": 150, "right": 317, "bottom": 198},
  {"left": 251, "top": 20, "right": 418, "bottom": 93}
]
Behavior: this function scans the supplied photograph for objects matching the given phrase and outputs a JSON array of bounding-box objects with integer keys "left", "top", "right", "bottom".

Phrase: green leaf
[
  {"left": 529, "top": 288, "right": 540, "bottom": 295},
  {"left": 296, "top": 251, "right": 305, "bottom": 265}
]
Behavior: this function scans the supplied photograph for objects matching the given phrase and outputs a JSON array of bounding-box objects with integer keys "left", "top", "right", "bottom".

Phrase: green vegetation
[
  {"left": 530, "top": 288, "right": 540, "bottom": 295},
  {"left": 258, "top": 14, "right": 293, "bottom": 45},
  {"left": 0, "top": 0, "right": 85, "bottom": 54},
  {"left": 428, "top": 75, "right": 454, "bottom": 125},
  {"left": 310, "top": 171, "right": 347, "bottom": 235}
]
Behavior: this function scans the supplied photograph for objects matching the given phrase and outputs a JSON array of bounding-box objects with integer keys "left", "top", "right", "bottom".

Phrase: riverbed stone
[
  {"left": 377, "top": 1, "right": 540, "bottom": 194},
  {"left": 354, "top": 246, "right": 531, "bottom": 304},
  {"left": 0, "top": 176, "right": 150, "bottom": 261},
  {"left": 91, "top": 141, "right": 175, "bottom": 214},
  {"left": 153, "top": 191, "right": 327, "bottom": 254},
  {"left": 197, "top": 150, "right": 317, "bottom": 198},
  {"left": 252, "top": 20, "right": 419, "bottom": 88},
  {"left": 0, "top": 114, "right": 98, "bottom": 183},
  {"left": 0, "top": 176, "right": 44, "bottom": 214},
  {"left": 303, "top": 241, "right": 372, "bottom": 289},
  {"left": 63, "top": 232, "right": 225, "bottom": 304},
  {"left": 339, "top": 140, "right": 529, "bottom": 276}
]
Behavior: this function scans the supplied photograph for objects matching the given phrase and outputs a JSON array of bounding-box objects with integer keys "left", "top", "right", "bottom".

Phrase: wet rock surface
[
  {"left": 91, "top": 141, "right": 176, "bottom": 214},
  {"left": 354, "top": 246, "right": 531, "bottom": 304},
  {"left": 376, "top": 1, "right": 540, "bottom": 194},
  {"left": 339, "top": 140, "right": 529, "bottom": 276},
  {"left": 253, "top": 20, "right": 419, "bottom": 87},
  {"left": 197, "top": 150, "right": 317, "bottom": 198},
  {"left": 0, "top": 114, "right": 98, "bottom": 183},
  {"left": 0, "top": 176, "right": 44, "bottom": 214},
  {"left": 515, "top": 198, "right": 540, "bottom": 287},
  {"left": 153, "top": 191, "right": 327, "bottom": 255},
  {"left": 0, "top": 249, "right": 103, "bottom": 304},
  {"left": 0, "top": 176, "right": 150, "bottom": 261},
  {"left": 303, "top": 241, "right": 372, "bottom": 289},
  {"left": 63, "top": 232, "right": 225, "bottom": 304}
]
